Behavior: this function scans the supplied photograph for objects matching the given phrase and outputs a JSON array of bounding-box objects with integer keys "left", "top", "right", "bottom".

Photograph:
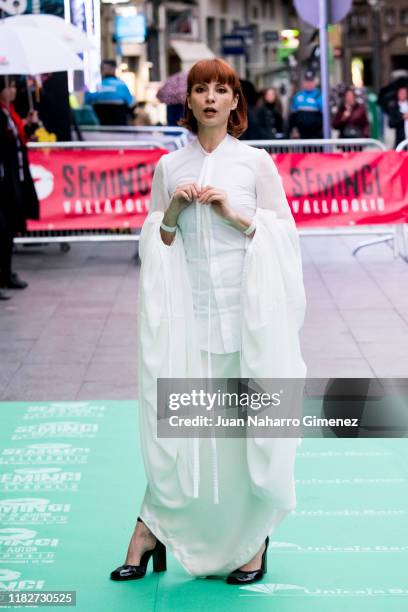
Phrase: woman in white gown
[{"left": 110, "top": 58, "right": 306, "bottom": 584}]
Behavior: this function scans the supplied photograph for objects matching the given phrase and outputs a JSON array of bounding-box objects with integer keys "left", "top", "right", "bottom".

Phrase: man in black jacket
[{"left": 388, "top": 86, "right": 408, "bottom": 148}]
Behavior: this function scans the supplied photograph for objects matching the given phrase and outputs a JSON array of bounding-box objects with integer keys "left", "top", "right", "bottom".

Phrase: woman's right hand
[
  {"left": 169, "top": 183, "right": 201, "bottom": 217},
  {"left": 160, "top": 183, "right": 200, "bottom": 246}
]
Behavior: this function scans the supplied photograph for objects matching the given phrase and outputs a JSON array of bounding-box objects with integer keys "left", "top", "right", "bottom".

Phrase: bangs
[{"left": 187, "top": 59, "right": 239, "bottom": 92}]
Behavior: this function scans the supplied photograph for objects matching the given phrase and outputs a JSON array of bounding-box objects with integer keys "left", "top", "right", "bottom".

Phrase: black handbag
[{"left": 342, "top": 125, "right": 363, "bottom": 138}]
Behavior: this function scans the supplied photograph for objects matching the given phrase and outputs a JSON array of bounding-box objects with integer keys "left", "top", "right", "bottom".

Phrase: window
[
  {"left": 400, "top": 8, "right": 408, "bottom": 27},
  {"left": 263, "top": 45, "right": 268, "bottom": 65},
  {"left": 206, "top": 17, "right": 215, "bottom": 50},
  {"left": 358, "top": 13, "right": 369, "bottom": 31},
  {"left": 384, "top": 8, "right": 396, "bottom": 27},
  {"left": 348, "top": 12, "right": 368, "bottom": 37},
  {"left": 220, "top": 17, "right": 226, "bottom": 37},
  {"left": 167, "top": 9, "right": 194, "bottom": 35},
  {"left": 391, "top": 54, "right": 408, "bottom": 70},
  {"left": 220, "top": 0, "right": 228, "bottom": 15},
  {"left": 232, "top": 55, "right": 240, "bottom": 73},
  {"left": 252, "top": 4, "right": 258, "bottom": 20}
]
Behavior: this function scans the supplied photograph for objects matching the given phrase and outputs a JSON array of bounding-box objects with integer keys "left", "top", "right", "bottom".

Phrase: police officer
[
  {"left": 85, "top": 60, "right": 135, "bottom": 126},
  {"left": 288, "top": 70, "right": 323, "bottom": 139}
]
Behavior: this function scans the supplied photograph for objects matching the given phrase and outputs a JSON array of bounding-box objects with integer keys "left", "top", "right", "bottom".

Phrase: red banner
[
  {"left": 27, "top": 148, "right": 167, "bottom": 231},
  {"left": 27, "top": 148, "right": 408, "bottom": 230},
  {"left": 274, "top": 151, "right": 408, "bottom": 227}
]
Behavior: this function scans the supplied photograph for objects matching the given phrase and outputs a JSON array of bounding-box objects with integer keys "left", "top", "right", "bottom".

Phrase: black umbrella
[{"left": 378, "top": 76, "right": 408, "bottom": 112}]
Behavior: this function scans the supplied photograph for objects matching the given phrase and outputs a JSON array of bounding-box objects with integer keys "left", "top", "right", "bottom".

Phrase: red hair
[{"left": 178, "top": 58, "right": 247, "bottom": 138}]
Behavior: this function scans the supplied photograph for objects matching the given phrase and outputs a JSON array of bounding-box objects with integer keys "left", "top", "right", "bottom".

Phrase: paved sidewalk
[{"left": 1, "top": 233, "right": 407, "bottom": 401}]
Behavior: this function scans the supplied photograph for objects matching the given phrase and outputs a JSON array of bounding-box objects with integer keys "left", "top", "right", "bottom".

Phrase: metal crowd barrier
[
  {"left": 244, "top": 138, "right": 408, "bottom": 262},
  {"left": 396, "top": 139, "right": 408, "bottom": 152},
  {"left": 18, "top": 140, "right": 165, "bottom": 251},
  {"left": 78, "top": 125, "right": 191, "bottom": 151},
  {"left": 243, "top": 137, "right": 387, "bottom": 153},
  {"left": 19, "top": 137, "right": 406, "bottom": 261},
  {"left": 390, "top": 139, "right": 408, "bottom": 262},
  {"left": 28, "top": 140, "right": 164, "bottom": 150}
]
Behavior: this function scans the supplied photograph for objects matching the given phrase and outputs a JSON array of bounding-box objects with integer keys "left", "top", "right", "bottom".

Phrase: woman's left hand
[{"left": 198, "top": 185, "right": 235, "bottom": 222}]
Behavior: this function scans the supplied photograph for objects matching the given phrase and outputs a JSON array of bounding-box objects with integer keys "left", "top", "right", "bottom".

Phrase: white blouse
[{"left": 148, "top": 132, "right": 294, "bottom": 354}]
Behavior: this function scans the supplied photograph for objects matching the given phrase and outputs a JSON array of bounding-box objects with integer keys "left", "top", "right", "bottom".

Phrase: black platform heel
[
  {"left": 110, "top": 517, "right": 167, "bottom": 581},
  {"left": 226, "top": 536, "right": 269, "bottom": 585}
]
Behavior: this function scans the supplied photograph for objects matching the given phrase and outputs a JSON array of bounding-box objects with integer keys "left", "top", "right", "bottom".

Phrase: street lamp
[{"left": 366, "top": 0, "right": 384, "bottom": 93}]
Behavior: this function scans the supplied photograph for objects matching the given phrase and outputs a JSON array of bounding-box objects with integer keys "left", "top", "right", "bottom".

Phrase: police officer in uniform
[
  {"left": 288, "top": 70, "right": 323, "bottom": 139},
  {"left": 85, "top": 60, "right": 135, "bottom": 126}
]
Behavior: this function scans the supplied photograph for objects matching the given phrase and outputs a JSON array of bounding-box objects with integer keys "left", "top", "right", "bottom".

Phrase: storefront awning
[{"left": 170, "top": 40, "right": 215, "bottom": 71}]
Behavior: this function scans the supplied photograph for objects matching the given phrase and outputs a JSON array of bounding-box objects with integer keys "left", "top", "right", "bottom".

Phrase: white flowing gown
[{"left": 137, "top": 133, "right": 307, "bottom": 577}]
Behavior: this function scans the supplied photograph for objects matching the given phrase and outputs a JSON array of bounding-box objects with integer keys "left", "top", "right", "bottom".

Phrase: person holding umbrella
[
  {"left": 4, "top": 77, "right": 40, "bottom": 141},
  {"left": 0, "top": 75, "right": 39, "bottom": 298},
  {"left": 156, "top": 71, "right": 187, "bottom": 126},
  {"left": 0, "top": 15, "right": 84, "bottom": 299}
]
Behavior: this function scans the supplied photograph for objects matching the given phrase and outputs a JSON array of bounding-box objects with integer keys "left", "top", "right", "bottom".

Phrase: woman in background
[
  {"left": 332, "top": 87, "right": 369, "bottom": 139},
  {"left": 0, "top": 76, "right": 39, "bottom": 300},
  {"left": 256, "top": 86, "right": 284, "bottom": 139}
]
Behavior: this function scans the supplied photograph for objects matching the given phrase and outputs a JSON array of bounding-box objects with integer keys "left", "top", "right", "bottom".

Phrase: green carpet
[{"left": 0, "top": 401, "right": 407, "bottom": 611}]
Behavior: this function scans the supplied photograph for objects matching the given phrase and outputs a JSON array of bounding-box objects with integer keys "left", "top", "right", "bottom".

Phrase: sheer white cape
[{"left": 137, "top": 143, "right": 307, "bottom": 512}]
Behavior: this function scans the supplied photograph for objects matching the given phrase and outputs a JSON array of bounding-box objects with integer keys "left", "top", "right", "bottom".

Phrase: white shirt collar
[{"left": 192, "top": 132, "right": 234, "bottom": 157}]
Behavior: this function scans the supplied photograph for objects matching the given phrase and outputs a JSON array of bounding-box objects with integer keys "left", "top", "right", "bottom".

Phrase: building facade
[
  {"left": 99, "top": 0, "right": 301, "bottom": 101},
  {"left": 341, "top": 0, "right": 408, "bottom": 91}
]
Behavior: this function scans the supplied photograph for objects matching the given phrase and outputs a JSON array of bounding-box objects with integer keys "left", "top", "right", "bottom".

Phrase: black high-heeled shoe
[
  {"left": 110, "top": 517, "right": 167, "bottom": 581},
  {"left": 226, "top": 536, "right": 269, "bottom": 585}
]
